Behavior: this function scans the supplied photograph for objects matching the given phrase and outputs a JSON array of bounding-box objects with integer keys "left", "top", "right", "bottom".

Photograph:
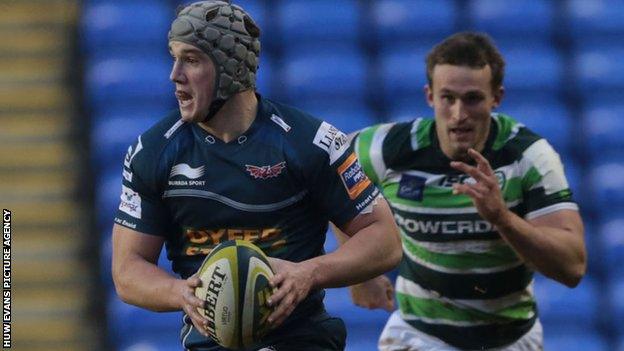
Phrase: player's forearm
[
  {"left": 494, "top": 211, "right": 586, "bottom": 287},
  {"left": 113, "top": 254, "right": 184, "bottom": 312},
  {"left": 309, "top": 220, "right": 401, "bottom": 289}
]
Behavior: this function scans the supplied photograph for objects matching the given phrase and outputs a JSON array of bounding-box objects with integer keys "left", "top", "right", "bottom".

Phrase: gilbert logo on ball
[{"left": 195, "top": 240, "right": 275, "bottom": 350}]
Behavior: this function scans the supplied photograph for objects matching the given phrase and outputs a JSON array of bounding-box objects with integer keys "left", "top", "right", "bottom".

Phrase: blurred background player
[
  {"left": 111, "top": 1, "right": 401, "bottom": 350},
  {"left": 340, "top": 32, "right": 587, "bottom": 350}
]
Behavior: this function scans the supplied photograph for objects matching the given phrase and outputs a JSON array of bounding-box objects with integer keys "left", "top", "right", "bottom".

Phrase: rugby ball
[{"left": 194, "top": 240, "right": 275, "bottom": 350}]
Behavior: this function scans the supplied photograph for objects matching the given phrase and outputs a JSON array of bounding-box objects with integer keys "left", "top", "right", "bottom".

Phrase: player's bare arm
[
  {"left": 332, "top": 224, "right": 395, "bottom": 311},
  {"left": 266, "top": 197, "right": 401, "bottom": 327},
  {"left": 112, "top": 224, "right": 210, "bottom": 336},
  {"left": 451, "top": 148, "right": 586, "bottom": 287}
]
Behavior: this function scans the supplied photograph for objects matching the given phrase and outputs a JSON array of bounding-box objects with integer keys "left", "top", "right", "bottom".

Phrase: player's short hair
[{"left": 426, "top": 32, "right": 505, "bottom": 91}]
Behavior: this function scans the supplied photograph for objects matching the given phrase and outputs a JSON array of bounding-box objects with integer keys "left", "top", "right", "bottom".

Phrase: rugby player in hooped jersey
[
  {"left": 111, "top": 1, "right": 401, "bottom": 350},
  {"left": 340, "top": 32, "right": 586, "bottom": 350}
]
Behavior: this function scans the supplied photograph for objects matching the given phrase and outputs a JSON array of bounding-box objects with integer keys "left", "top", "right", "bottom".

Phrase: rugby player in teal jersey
[
  {"left": 338, "top": 32, "right": 586, "bottom": 350},
  {"left": 111, "top": 2, "right": 401, "bottom": 350}
]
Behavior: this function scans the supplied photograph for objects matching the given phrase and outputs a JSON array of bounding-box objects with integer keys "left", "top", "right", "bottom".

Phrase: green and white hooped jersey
[{"left": 353, "top": 113, "right": 577, "bottom": 350}]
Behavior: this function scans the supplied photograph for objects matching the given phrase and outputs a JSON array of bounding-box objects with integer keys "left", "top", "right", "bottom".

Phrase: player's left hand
[
  {"left": 450, "top": 148, "right": 510, "bottom": 226},
  {"left": 266, "top": 257, "right": 314, "bottom": 328},
  {"left": 349, "top": 274, "right": 395, "bottom": 311}
]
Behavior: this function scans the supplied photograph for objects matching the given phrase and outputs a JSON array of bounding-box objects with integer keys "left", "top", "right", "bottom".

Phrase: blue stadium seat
[
  {"left": 95, "top": 171, "right": 122, "bottom": 230},
  {"left": 256, "top": 52, "right": 273, "bottom": 98},
  {"left": 100, "top": 227, "right": 114, "bottom": 289},
  {"left": 567, "top": 0, "right": 624, "bottom": 43},
  {"left": 533, "top": 274, "right": 600, "bottom": 332},
  {"left": 324, "top": 227, "right": 339, "bottom": 253},
  {"left": 107, "top": 292, "right": 182, "bottom": 346},
  {"left": 600, "top": 218, "right": 624, "bottom": 283},
  {"left": 384, "top": 96, "right": 432, "bottom": 124},
  {"left": 544, "top": 331, "right": 609, "bottom": 351},
  {"left": 119, "top": 337, "right": 182, "bottom": 351},
  {"left": 100, "top": 231, "right": 173, "bottom": 290},
  {"left": 468, "top": 0, "right": 555, "bottom": 41},
  {"left": 81, "top": 2, "right": 172, "bottom": 53},
  {"left": 91, "top": 103, "right": 174, "bottom": 125},
  {"left": 574, "top": 44, "right": 624, "bottom": 91},
  {"left": 293, "top": 99, "right": 377, "bottom": 134},
  {"left": 561, "top": 159, "right": 582, "bottom": 204},
  {"left": 378, "top": 46, "right": 430, "bottom": 103},
  {"left": 281, "top": 47, "right": 367, "bottom": 102},
  {"left": 500, "top": 45, "right": 564, "bottom": 92},
  {"left": 371, "top": 0, "right": 457, "bottom": 45},
  {"left": 85, "top": 55, "right": 173, "bottom": 112},
  {"left": 589, "top": 161, "right": 624, "bottom": 217},
  {"left": 582, "top": 103, "right": 624, "bottom": 159},
  {"left": 611, "top": 279, "right": 624, "bottom": 335},
  {"left": 91, "top": 109, "right": 168, "bottom": 170},
  {"left": 582, "top": 220, "right": 604, "bottom": 276},
  {"left": 500, "top": 100, "right": 573, "bottom": 156},
  {"left": 277, "top": 0, "right": 361, "bottom": 46},
  {"left": 91, "top": 114, "right": 160, "bottom": 172}
]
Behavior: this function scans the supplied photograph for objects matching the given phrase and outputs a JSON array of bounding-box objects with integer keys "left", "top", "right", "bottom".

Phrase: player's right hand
[
  {"left": 266, "top": 257, "right": 315, "bottom": 328},
  {"left": 349, "top": 275, "right": 395, "bottom": 312},
  {"left": 179, "top": 273, "right": 210, "bottom": 337}
]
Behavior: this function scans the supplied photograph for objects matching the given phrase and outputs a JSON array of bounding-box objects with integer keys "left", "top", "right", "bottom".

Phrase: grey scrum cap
[{"left": 169, "top": 1, "right": 261, "bottom": 118}]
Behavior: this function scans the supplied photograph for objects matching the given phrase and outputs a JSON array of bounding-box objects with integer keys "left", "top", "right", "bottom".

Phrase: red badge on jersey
[{"left": 246, "top": 161, "right": 287, "bottom": 179}]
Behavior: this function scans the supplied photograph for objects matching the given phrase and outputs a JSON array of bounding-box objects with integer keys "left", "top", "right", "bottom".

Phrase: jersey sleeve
[
  {"left": 114, "top": 136, "right": 171, "bottom": 236},
  {"left": 306, "top": 121, "right": 380, "bottom": 226},
  {"left": 520, "top": 139, "right": 578, "bottom": 220},
  {"left": 351, "top": 123, "right": 394, "bottom": 186}
]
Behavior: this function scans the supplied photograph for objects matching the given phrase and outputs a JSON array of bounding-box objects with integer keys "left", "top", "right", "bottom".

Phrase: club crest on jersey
[
  {"left": 245, "top": 161, "right": 286, "bottom": 179},
  {"left": 338, "top": 153, "right": 371, "bottom": 199},
  {"left": 397, "top": 174, "right": 426, "bottom": 201}
]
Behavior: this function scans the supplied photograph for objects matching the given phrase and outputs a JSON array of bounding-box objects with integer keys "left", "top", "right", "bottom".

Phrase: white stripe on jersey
[
  {"left": 395, "top": 276, "right": 535, "bottom": 316},
  {"left": 410, "top": 118, "right": 424, "bottom": 150},
  {"left": 370, "top": 123, "right": 394, "bottom": 183},
  {"left": 521, "top": 139, "right": 569, "bottom": 194},
  {"left": 164, "top": 119, "right": 185, "bottom": 139},
  {"left": 410, "top": 238, "right": 508, "bottom": 254},
  {"left": 390, "top": 199, "right": 522, "bottom": 215},
  {"left": 401, "top": 233, "right": 523, "bottom": 274},
  {"left": 525, "top": 202, "right": 579, "bottom": 220},
  {"left": 400, "top": 313, "right": 494, "bottom": 327}
]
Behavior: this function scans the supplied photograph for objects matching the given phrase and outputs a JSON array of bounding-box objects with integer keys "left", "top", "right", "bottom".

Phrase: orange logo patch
[{"left": 337, "top": 153, "right": 372, "bottom": 200}]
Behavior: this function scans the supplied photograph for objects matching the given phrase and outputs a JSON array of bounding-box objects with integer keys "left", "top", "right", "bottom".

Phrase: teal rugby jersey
[
  {"left": 114, "top": 95, "right": 378, "bottom": 349},
  {"left": 354, "top": 113, "right": 577, "bottom": 349}
]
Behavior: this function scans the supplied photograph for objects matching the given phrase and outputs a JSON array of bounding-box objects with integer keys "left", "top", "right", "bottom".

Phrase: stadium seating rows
[{"left": 83, "top": 0, "right": 624, "bottom": 350}]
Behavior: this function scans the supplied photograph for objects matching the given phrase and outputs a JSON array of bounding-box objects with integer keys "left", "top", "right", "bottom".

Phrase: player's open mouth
[
  {"left": 450, "top": 127, "right": 473, "bottom": 139},
  {"left": 176, "top": 91, "right": 193, "bottom": 107}
]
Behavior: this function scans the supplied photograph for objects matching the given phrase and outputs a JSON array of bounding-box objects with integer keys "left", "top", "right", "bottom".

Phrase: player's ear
[
  {"left": 492, "top": 85, "right": 504, "bottom": 109},
  {"left": 424, "top": 84, "right": 434, "bottom": 108}
]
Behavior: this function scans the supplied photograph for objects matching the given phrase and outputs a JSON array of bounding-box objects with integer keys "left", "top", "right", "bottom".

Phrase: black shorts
[{"left": 184, "top": 309, "right": 346, "bottom": 351}]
